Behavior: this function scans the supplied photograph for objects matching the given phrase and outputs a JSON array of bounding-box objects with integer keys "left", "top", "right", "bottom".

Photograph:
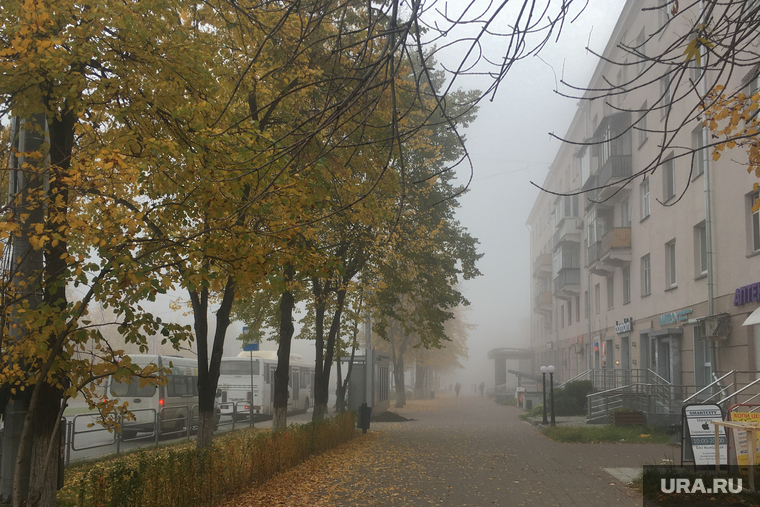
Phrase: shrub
[
  {"left": 58, "top": 412, "right": 357, "bottom": 507},
  {"left": 526, "top": 381, "right": 594, "bottom": 418}
]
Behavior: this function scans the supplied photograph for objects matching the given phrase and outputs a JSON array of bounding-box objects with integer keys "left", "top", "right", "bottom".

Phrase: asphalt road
[{"left": 327, "top": 394, "right": 677, "bottom": 506}]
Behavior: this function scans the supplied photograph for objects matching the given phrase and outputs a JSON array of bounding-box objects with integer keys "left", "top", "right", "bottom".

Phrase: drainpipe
[{"left": 699, "top": 0, "right": 718, "bottom": 374}]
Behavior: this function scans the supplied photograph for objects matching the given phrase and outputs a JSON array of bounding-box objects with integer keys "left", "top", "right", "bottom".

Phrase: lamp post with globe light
[
  {"left": 547, "top": 365, "right": 556, "bottom": 426},
  {"left": 540, "top": 366, "right": 548, "bottom": 425}
]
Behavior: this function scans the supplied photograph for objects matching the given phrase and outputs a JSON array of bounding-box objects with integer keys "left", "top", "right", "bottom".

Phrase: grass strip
[{"left": 542, "top": 424, "right": 671, "bottom": 443}]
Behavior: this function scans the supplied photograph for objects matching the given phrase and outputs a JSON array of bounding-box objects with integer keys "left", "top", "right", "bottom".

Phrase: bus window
[
  {"left": 220, "top": 361, "right": 259, "bottom": 376},
  {"left": 110, "top": 378, "right": 157, "bottom": 398},
  {"left": 300, "top": 368, "right": 308, "bottom": 388},
  {"left": 167, "top": 375, "right": 194, "bottom": 397}
]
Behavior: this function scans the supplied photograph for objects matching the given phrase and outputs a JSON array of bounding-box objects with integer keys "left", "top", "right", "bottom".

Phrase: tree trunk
[
  {"left": 196, "top": 410, "right": 215, "bottom": 450},
  {"left": 414, "top": 362, "right": 425, "bottom": 399},
  {"left": 394, "top": 356, "right": 406, "bottom": 408},
  {"left": 313, "top": 287, "right": 346, "bottom": 422},
  {"left": 311, "top": 277, "right": 329, "bottom": 422},
  {"left": 337, "top": 342, "right": 357, "bottom": 413},
  {"left": 195, "top": 275, "right": 235, "bottom": 448},
  {"left": 273, "top": 267, "right": 295, "bottom": 430},
  {"left": 26, "top": 384, "right": 61, "bottom": 507}
]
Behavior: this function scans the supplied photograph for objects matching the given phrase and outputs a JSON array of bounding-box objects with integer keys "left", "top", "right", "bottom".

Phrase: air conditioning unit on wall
[{"left": 703, "top": 313, "right": 732, "bottom": 341}]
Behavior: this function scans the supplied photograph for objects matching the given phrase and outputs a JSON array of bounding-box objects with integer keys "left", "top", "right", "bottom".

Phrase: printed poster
[
  {"left": 729, "top": 411, "right": 760, "bottom": 467},
  {"left": 683, "top": 404, "right": 727, "bottom": 465}
]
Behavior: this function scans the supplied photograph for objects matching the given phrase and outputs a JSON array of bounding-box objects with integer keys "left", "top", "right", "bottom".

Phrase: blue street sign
[{"left": 243, "top": 343, "right": 259, "bottom": 352}]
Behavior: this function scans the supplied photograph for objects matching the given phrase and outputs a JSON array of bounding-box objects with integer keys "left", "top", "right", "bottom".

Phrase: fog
[{"left": 439, "top": 0, "right": 626, "bottom": 390}]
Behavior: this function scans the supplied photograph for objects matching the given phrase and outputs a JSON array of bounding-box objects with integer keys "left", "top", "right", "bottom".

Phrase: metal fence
[{"left": 63, "top": 402, "right": 259, "bottom": 466}]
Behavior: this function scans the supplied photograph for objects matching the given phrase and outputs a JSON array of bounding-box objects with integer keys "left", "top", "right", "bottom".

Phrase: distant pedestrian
[
  {"left": 479, "top": 382, "right": 485, "bottom": 397},
  {"left": 455, "top": 382, "right": 461, "bottom": 398}
]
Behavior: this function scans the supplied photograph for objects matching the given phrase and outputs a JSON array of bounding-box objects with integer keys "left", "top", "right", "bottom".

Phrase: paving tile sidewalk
[{"left": 325, "top": 395, "right": 678, "bottom": 506}]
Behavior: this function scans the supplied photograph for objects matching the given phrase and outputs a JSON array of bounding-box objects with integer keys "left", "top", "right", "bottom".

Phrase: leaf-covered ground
[{"left": 222, "top": 395, "right": 678, "bottom": 506}]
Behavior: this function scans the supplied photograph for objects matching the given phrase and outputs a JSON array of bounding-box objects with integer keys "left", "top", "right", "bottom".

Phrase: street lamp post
[
  {"left": 548, "top": 365, "right": 556, "bottom": 427},
  {"left": 540, "top": 366, "right": 548, "bottom": 425}
]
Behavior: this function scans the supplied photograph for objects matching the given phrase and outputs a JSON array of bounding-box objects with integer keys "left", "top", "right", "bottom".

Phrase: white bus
[
  {"left": 218, "top": 351, "right": 315, "bottom": 418},
  {"left": 107, "top": 354, "right": 210, "bottom": 439}
]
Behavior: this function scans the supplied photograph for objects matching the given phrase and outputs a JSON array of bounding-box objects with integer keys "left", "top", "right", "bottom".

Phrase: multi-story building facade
[{"left": 527, "top": 0, "right": 760, "bottom": 411}]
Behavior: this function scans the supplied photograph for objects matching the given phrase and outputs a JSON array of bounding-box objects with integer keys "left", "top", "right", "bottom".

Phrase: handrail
[
  {"left": 718, "top": 377, "right": 760, "bottom": 405},
  {"left": 683, "top": 370, "right": 735, "bottom": 403},
  {"left": 646, "top": 369, "right": 672, "bottom": 386},
  {"left": 558, "top": 369, "right": 591, "bottom": 388},
  {"left": 587, "top": 383, "right": 637, "bottom": 397},
  {"left": 698, "top": 383, "right": 734, "bottom": 403}
]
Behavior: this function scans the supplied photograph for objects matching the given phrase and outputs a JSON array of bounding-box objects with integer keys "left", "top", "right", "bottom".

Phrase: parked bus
[
  {"left": 218, "top": 351, "right": 315, "bottom": 418},
  {"left": 106, "top": 354, "right": 207, "bottom": 439}
]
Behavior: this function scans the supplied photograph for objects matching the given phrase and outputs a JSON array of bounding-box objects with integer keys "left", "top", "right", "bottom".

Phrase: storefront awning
[{"left": 742, "top": 307, "right": 760, "bottom": 326}]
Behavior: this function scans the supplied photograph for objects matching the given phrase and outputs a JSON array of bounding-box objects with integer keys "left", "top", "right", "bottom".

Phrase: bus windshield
[
  {"left": 110, "top": 378, "right": 157, "bottom": 398},
  {"left": 220, "top": 361, "right": 259, "bottom": 376}
]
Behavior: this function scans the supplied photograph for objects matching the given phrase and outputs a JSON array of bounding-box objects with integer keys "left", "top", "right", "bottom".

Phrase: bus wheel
[{"left": 121, "top": 430, "right": 137, "bottom": 440}]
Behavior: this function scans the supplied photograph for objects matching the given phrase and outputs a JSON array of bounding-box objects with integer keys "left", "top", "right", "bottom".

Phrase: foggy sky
[{"left": 444, "top": 0, "right": 626, "bottom": 389}]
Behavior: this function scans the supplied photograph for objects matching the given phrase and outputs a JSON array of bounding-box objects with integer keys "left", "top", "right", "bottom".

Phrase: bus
[
  {"left": 218, "top": 351, "right": 315, "bottom": 418},
  {"left": 106, "top": 354, "right": 208, "bottom": 439}
]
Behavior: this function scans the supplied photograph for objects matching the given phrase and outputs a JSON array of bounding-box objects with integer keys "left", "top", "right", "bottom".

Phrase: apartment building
[{"left": 527, "top": 0, "right": 760, "bottom": 404}]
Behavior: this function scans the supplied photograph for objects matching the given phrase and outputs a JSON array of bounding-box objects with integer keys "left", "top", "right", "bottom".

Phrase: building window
[
  {"left": 694, "top": 324, "right": 713, "bottom": 390},
  {"left": 584, "top": 290, "right": 590, "bottom": 319},
  {"left": 621, "top": 198, "right": 631, "bottom": 227},
  {"left": 567, "top": 299, "right": 572, "bottom": 326},
  {"left": 658, "top": 0, "right": 672, "bottom": 28},
  {"left": 641, "top": 178, "right": 650, "bottom": 219},
  {"left": 637, "top": 28, "right": 646, "bottom": 75},
  {"left": 622, "top": 266, "right": 631, "bottom": 304},
  {"left": 663, "top": 156, "right": 676, "bottom": 201},
  {"left": 666, "top": 240, "right": 677, "bottom": 288},
  {"left": 695, "top": 222, "right": 708, "bottom": 276},
  {"left": 594, "top": 284, "right": 601, "bottom": 314},
  {"left": 576, "top": 295, "right": 581, "bottom": 322},
  {"left": 661, "top": 76, "right": 671, "bottom": 119},
  {"left": 607, "top": 276, "right": 614, "bottom": 310},
  {"left": 641, "top": 254, "right": 651, "bottom": 296},
  {"left": 751, "top": 191, "right": 760, "bottom": 253},
  {"left": 560, "top": 305, "right": 565, "bottom": 328},
  {"left": 692, "top": 126, "right": 707, "bottom": 178},
  {"left": 638, "top": 101, "right": 648, "bottom": 147}
]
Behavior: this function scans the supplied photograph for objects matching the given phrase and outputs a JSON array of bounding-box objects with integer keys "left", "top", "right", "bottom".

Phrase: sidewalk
[{"left": 224, "top": 394, "right": 679, "bottom": 506}]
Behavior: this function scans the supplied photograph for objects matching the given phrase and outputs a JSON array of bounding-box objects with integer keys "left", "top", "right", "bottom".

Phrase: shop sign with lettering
[
  {"left": 734, "top": 282, "right": 760, "bottom": 306},
  {"left": 615, "top": 318, "right": 633, "bottom": 334},
  {"left": 659, "top": 309, "right": 693, "bottom": 326}
]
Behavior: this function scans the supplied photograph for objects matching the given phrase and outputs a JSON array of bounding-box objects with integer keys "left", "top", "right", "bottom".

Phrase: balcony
[
  {"left": 533, "top": 291, "right": 552, "bottom": 314},
  {"left": 599, "top": 227, "right": 631, "bottom": 266},
  {"left": 586, "top": 241, "right": 615, "bottom": 276},
  {"left": 597, "top": 154, "right": 632, "bottom": 188},
  {"left": 552, "top": 217, "right": 582, "bottom": 250},
  {"left": 533, "top": 253, "right": 552, "bottom": 277},
  {"left": 554, "top": 268, "right": 581, "bottom": 300},
  {"left": 596, "top": 154, "right": 632, "bottom": 200}
]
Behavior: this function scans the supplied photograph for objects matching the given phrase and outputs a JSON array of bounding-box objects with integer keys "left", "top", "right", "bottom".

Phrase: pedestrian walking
[
  {"left": 454, "top": 382, "right": 461, "bottom": 397},
  {"left": 479, "top": 382, "right": 485, "bottom": 397}
]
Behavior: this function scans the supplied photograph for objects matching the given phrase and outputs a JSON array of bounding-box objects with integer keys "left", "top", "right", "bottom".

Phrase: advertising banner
[
  {"left": 728, "top": 410, "right": 760, "bottom": 467},
  {"left": 683, "top": 404, "right": 727, "bottom": 465}
]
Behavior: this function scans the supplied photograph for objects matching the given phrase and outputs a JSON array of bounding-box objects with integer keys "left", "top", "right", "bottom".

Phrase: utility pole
[{"left": 1, "top": 113, "right": 49, "bottom": 503}]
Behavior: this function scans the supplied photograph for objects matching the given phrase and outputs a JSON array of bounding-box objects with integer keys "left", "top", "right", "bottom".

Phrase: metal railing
[
  {"left": 558, "top": 369, "right": 592, "bottom": 389},
  {"left": 64, "top": 403, "right": 245, "bottom": 466},
  {"left": 586, "top": 370, "right": 760, "bottom": 423}
]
